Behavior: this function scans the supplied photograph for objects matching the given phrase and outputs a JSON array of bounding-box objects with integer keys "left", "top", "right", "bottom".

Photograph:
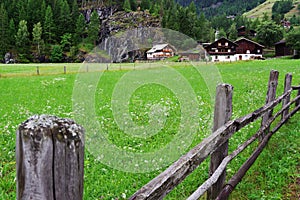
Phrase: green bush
[{"left": 50, "top": 45, "right": 63, "bottom": 62}]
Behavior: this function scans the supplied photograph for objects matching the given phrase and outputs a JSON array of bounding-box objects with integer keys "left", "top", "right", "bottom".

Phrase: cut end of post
[
  {"left": 18, "top": 115, "right": 84, "bottom": 143},
  {"left": 16, "top": 115, "right": 85, "bottom": 200}
]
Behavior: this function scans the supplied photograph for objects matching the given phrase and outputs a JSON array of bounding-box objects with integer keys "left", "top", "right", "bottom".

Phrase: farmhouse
[
  {"left": 275, "top": 40, "right": 293, "bottom": 57},
  {"left": 146, "top": 44, "right": 175, "bottom": 60},
  {"left": 204, "top": 37, "right": 238, "bottom": 62},
  {"left": 235, "top": 37, "right": 264, "bottom": 60},
  {"left": 205, "top": 37, "right": 264, "bottom": 62}
]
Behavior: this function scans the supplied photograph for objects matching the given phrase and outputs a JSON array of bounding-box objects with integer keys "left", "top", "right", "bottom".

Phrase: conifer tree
[
  {"left": 87, "top": 10, "right": 99, "bottom": 46},
  {"left": 44, "top": 5, "right": 55, "bottom": 44},
  {"left": 57, "top": 0, "right": 71, "bottom": 38},
  {"left": 228, "top": 23, "right": 238, "bottom": 40},
  {"left": 129, "top": 0, "right": 137, "bottom": 11},
  {"left": 140, "top": 0, "right": 150, "bottom": 10},
  {"left": 8, "top": 19, "right": 16, "bottom": 49},
  {"left": 0, "top": 3, "right": 9, "bottom": 57},
  {"left": 71, "top": 0, "right": 80, "bottom": 33},
  {"left": 74, "top": 13, "right": 86, "bottom": 44},
  {"left": 123, "top": 0, "right": 131, "bottom": 12}
]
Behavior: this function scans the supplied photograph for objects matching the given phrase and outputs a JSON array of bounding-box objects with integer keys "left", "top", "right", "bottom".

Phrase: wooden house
[
  {"left": 204, "top": 37, "right": 238, "bottom": 62},
  {"left": 178, "top": 46, "right": 207, "bottom": 61},
  {"left": 235, "top": 38, "right": 264, "bottom": 60},
  {"left": 237, "top": 26, "right": 257, "bottom": 37},
  {"left": 146, "top": 44, "right": 175, "bottom": 60},
  {"left": 275, "top": 40, "right": 293, "bottom": 57}
]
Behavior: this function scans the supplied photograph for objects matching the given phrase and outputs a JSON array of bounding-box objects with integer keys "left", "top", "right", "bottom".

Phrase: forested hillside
[{"left": 0, "top": 0, "right": 299, "bottom": 63}]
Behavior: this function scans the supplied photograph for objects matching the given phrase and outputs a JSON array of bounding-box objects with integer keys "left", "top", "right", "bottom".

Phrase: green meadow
[{"left": 0, "top": 59, "right": 299, "bottom": 199}]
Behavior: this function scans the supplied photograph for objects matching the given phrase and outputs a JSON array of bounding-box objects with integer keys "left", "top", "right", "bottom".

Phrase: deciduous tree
[
  {"left": 33, "top": 22, "right": 43, "bottom": 55},
  {"left": 256, "top": 21, "right": 283, "bottom": 47},
  {"left": 15, "top": 20, "right": 30, "bottom": 52},
  {"left": 286, "top": 29, "right": 300, "bottom": 56}
]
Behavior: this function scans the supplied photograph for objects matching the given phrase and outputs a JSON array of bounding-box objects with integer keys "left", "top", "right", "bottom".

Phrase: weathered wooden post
[
  {"left": 281, "top": 73, "right": 292, "bottom": 120},
  {"left": 16, "top": 115, "right": 84, "bottom": 200},
  {"left": 37, "top": 66, "right": 40, "bottom": 75},
  {"left": 207, "top": 84, "right": 233, "bottom": 200},
  {"left": 296, "top": 86, "right": 300, "bottom": 107},
  {"left": 260, "top": 70, "right": 279, "bottom": 141},
  {"left": 64, "top": 66, "right": 67, "bottom": 74}
]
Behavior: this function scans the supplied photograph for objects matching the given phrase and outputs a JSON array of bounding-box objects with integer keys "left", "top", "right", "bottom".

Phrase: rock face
[
  {"left": 98, "top": 11, "right": 161, "bottom": 62},
  {"left": 4, "top": 52, "right": 15, "bottom": 64},
  {"left": 82, "top": 7, "right": 161, "bottom": 62},
  {"left": 99, "top": 10, "right": 161, "bottom": 43}
]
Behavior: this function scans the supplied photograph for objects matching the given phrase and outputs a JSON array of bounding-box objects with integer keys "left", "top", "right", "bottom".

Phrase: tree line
[
  {"left": 0, "top": 0, "right": 100, "bottom": 62},
  {"left": 0, "top": 0, "right": 299, "bottom": 63}
]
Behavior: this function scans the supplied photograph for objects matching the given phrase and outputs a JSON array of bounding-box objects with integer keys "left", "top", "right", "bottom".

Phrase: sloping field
[
  {"left": 244, "top": 0, "right": 300, "bottom": 19},
  {"left": 244, "top": 0, "right": 277, "bottom": 19}
]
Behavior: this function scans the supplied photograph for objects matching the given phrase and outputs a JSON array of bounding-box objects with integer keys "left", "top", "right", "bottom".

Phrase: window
[
  {"left": 225, "top": 42, "right": 228, "bottom": 46},
  {"left": 257, "top": 49, "right": 261, "bottom": 53},
  {"left": 246, "top": 50, "right": 250, "bottom": 54},
  {"left": 228, "top": 49, "right": 231, "bottom": 52},
  {"left": 227, "top": 56, "right": 230, "bottom": 59},
  {"left": 215, "top": 49, "right": 218, "bottom": 52},
  {"left": 218, "top": 43, "right": 221, "bottom": 46}
]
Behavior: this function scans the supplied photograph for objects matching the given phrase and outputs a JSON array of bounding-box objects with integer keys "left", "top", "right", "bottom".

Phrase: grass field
[{"left": 0, "top": 59, "right": 299, "bottom": 199}]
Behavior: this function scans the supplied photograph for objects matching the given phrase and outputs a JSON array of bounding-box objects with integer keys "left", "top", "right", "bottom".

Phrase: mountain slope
[
  {"left": 176, "top": 0, "right": 267, "bottom": 18},
  {"left": 244, "top": 0, "right": 300, "bottom": 19}
]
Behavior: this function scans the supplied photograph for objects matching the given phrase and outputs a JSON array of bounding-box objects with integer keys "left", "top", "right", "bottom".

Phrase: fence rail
[
  {"left": 0, "top": 62, "right": 194, "bottom": 77},
  {"left": 129, "top": 70, "right": 300, "bottom": 200}
]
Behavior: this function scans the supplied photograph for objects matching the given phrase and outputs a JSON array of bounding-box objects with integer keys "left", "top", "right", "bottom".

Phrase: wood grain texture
[
  {"left": 260, "top": 70, "right": 279, "bottom": 141},
  {"left": 282, "top": 73, "right": 292, "bottom": 119},
  {"left": 16, "top": 115, "right": 84, "bottom": 200},
  {"left": 207, "top": 84, "right": 233, "bottom": 200}
]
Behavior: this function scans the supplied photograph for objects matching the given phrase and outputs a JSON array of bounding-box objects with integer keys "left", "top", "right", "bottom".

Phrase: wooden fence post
[
  {"left": 260, "top": 70, "right": 279, "bottom": 142},
  {"left": 296, "top": 86, "right": 300, "bottom": 107},
  {"left": 64, "top": 66, "right": 67, "bottom": 74},
  {"left": 16, "top": 115, "right": 84, "bottom": 200},
  {"left": 37, "top": 66, "right": 40, "bottom": 75},
  {"left": 207, "top": 84, "right": 233, "bottom": 200},
  {"left": 281, "top": 73, "right": 292, "bottom": 119}
]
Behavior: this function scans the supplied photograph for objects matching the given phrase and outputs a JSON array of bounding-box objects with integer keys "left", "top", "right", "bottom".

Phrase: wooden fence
[
  {"left": 129, "top": 70, "right": 300, "bottom": 200},
  {"left": 16, "top": 70, "right": 300, "bottom": 199}
]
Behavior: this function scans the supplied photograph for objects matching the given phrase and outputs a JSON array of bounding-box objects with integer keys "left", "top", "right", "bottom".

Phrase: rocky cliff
[{"left": 82, "top": 6, "right": 161, "bottom": 62}]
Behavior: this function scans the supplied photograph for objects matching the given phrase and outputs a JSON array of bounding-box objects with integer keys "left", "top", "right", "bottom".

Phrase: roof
[
  {"left": 147, "top": 44, "right": 169, "bottom": 53},
  {"left": 206, "top": 37, "right": 238, "bottom": 48},
  {"left": 235, "top": 37, "right": 264, "bottom": 48},
  {"left": 275, "top": 40, "right": 286, "bottom": 45}
]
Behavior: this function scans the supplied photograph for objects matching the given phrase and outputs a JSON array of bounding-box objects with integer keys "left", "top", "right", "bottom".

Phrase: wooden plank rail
[
  {"left": 216, "top": 103, "right": 300, "bottom": 199},
  {"left": 129, "top": 71, "right": 300, "bottom": 200},
  {"left": 189, "top": 94, "right": 300, "bottom": 200}
]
